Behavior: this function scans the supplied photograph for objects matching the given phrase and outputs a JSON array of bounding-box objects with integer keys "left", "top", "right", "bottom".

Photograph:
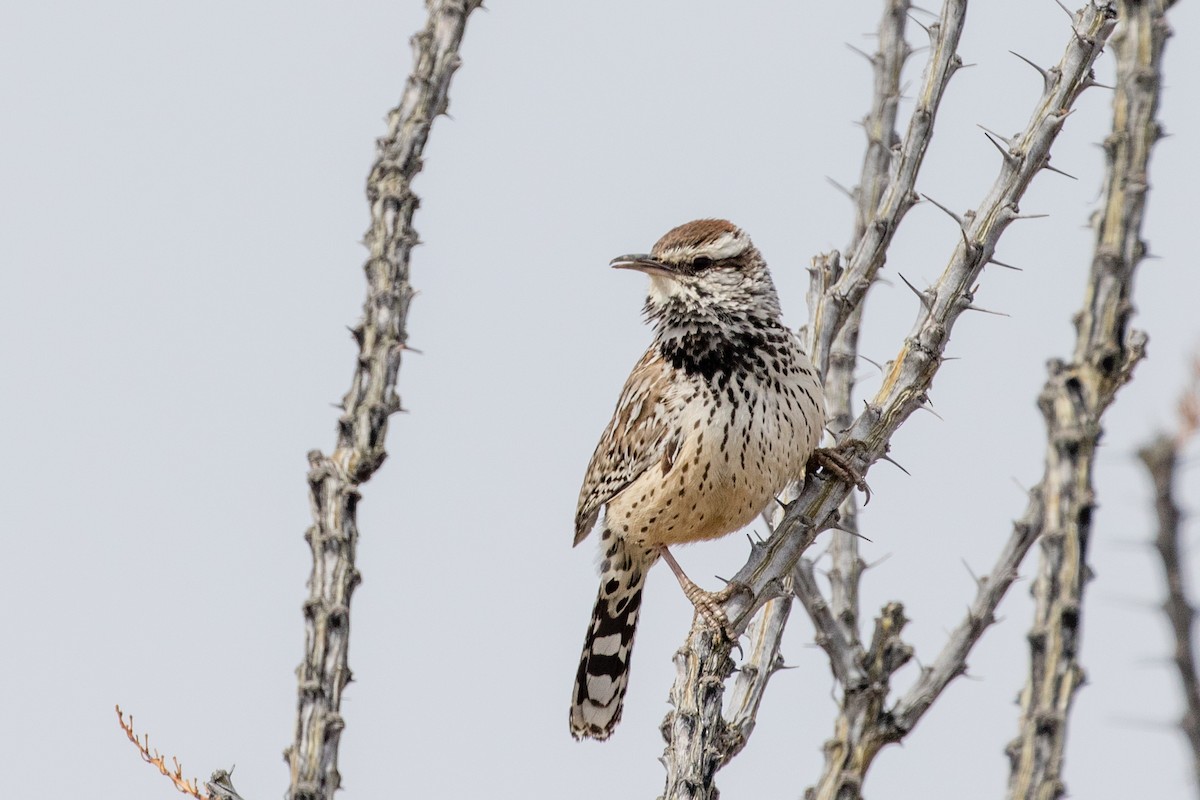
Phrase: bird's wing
[{"left": 574, "top": 348, "right": 680, "bottom": 546}]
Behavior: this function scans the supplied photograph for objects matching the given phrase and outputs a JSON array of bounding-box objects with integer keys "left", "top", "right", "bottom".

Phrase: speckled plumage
[{"left": 569, "top": 219, "right": 825, "bottom": 741}]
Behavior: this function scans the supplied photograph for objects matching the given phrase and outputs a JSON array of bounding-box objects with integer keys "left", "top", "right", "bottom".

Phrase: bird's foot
[
  {"left": 810, "top": 442, "right": 872, "bottom": 504},
  {"left": 682, "top": 581, "right": 739, "bottom": 638},
  {"left": 659, "top": 546, "right": 746, "bottom": 640}
]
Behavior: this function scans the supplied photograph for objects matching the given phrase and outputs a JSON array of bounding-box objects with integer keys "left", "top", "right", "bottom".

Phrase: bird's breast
[{"left": 608, "top": 350, "right": 824, "bottom": 548}]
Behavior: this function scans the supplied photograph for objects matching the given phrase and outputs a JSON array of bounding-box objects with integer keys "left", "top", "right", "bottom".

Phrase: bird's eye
[{"left": 691, "top": 256, "right": 713, "bottom": 271}]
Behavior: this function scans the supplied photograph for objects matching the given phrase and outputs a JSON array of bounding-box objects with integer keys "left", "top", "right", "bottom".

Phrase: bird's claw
[{"left": 810, "top": 443, "right": 872, "bottom": 504}]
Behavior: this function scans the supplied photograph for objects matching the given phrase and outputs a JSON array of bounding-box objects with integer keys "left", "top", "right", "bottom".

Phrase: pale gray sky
[{"left": 4, "top": 2, "right": 1200, "bottom": 798}]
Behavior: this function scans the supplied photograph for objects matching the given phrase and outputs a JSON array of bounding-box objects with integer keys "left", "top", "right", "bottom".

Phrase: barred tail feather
[{"left": 570, "top": 534, "right": 653, "bottom": 740}]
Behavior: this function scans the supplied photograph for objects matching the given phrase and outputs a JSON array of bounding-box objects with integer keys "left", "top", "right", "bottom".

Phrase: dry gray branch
[
  {"left": 805, "top": 471, "right": 1047, "bottom": 799},
  {"left": 284, "top": 4, "right": 481, "bottom": 800},
  {"left": 794, "top": 560, "right": 869, "bottom": 691},
  {"left": 720, "top": 591, "right": 794, "bottom": 767},
  {"left": 820, "top": 0, "right": 913, "bottom": 674},
  {"left": 806, "top": 0, "right": 962, "bottom": 379},
  {"left": 660, "top": 5, "right": 1118, "bottom": 798},
  {"left": 1140, "top": 427, "right": 1200, "bottom": 793},
  {"left": 808, "top": 603, "right": 913, "bottom": 800},
  {"left": 206, "top": 771, "right": 246, "bottom": 800},
  {"left": 1003, "top": 2, "right": 1167, "bottom": 797},
  {"left": 1138, "top": 356, "right": 1198, "bottom": 790}
]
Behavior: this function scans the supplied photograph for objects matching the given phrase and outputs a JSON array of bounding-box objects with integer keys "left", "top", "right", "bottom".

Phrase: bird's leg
[
  {"left": 809, "top": 441, "right": 872, "bottom": 504},
  {"left": 657, "top": 546, "right": 743, "bottom": 638}
]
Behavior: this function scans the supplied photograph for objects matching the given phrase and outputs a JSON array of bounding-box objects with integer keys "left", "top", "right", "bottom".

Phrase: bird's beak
[{"left": 610, "top": 254, "right": 676, "bottom": 277}]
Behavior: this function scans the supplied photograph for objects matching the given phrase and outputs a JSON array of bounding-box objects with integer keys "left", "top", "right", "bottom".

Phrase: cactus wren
[{"left": 569, "top": 219, "right": 826, "bottom": 740}]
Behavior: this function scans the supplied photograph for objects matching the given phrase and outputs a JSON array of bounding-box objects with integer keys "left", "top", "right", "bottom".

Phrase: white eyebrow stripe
[{"left": 698, "top": 231, "right": 747, "bottom": 259}]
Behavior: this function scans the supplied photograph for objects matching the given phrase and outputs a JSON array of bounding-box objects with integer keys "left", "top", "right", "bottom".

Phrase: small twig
[
  {"left": 892, "top": 491, "right": 1046, "bottom": 730},
  {"left": 720, "top": 594, "right": 794, "bottom": 766},
  {"left": 793, "top": 560, "right": 868, "bottom": 689}
]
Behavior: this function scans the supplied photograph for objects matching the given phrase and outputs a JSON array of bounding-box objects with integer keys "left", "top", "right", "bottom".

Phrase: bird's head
[{"left": 610, "top": 219, "right": 781, "bottom": 328}]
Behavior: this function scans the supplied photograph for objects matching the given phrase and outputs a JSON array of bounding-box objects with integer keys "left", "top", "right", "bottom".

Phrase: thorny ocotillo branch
[
  {"left": 799, "top": 0, "right": 914, "bottom": 696},
  {"left": 721, "top": 0, "right": 916, "bottom": 767},
  {"left": 659, "top": 4, "right": 1118, "bottom": 799},
  {"left": 815, "top": 0, "right": 913, "bottom": 685},
  {"left": 1004, "top": 1, "right": 1168, "bottom": 797},
  {"left": 1139, "top": 362, "right": 1200, "bottom": 794},
  {"left": 285, "top": 3, "right": 481, "bottom": 800}
]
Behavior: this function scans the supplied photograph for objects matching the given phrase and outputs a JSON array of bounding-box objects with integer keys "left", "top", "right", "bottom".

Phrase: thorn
[
  {"left": 1042, "top": 162, "right": 1078, "bottom": 180},
  {"left": 909, "top": 4, "right": 936, "bottom": 17},
  {"left": 1009, "top": 50, "right": 1051, "bottom": 89},
  {"left": 1012, "top": 213, "right": 1050, "bottom": 221},
  {"left": 829, "top": 524, "right": 874, "bottom": 543},
  {"left": 1082, "top": 77, "right": 1115, "bottom": 90},
  {"left": 878, "top": 453, "right": 911, "bottom": 476},
  {"left": 826, "top": 176, "right": 855, "bottom": 200},
  {"left": 981, "top": 130, "right": 1018, "bottom": 165},
  {"left": 988, "top": 257, "right": 1023, "bottom": 271},
  {"left": 965, "top": 304, "right": 1011, "bottom": 317},
  {"left": 864, "top": 552, "right": 892, "bottom": 571},
  {"left": 1010, "top": 476, "right": 1030, "bottom": 496},
  {"left": 916, "top": 404, "right": 945, "bottom": 422},
  {"left": 897, "top": 273, "right": 932, "bottom": 310},
  {"left": 1052, "top": 0, "right": 1074, "bottom": 21},
  {"left": 906, "top": 13, "right": 931, "bottom": 35},
  {"left": 920, "top": 193, "right": 965, "bottom": 227},
  {"left": 845, "top": 42, "right": 876, "bottom": 64},
  {"left": 858, "top": 353, "right": 884, "bottom": 372},
  {"left": 401, "top": 344, "right": 424, "bottom": 354},
  {"left": 976, "top": 124, "right": 1014, "bottom": 147}
]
